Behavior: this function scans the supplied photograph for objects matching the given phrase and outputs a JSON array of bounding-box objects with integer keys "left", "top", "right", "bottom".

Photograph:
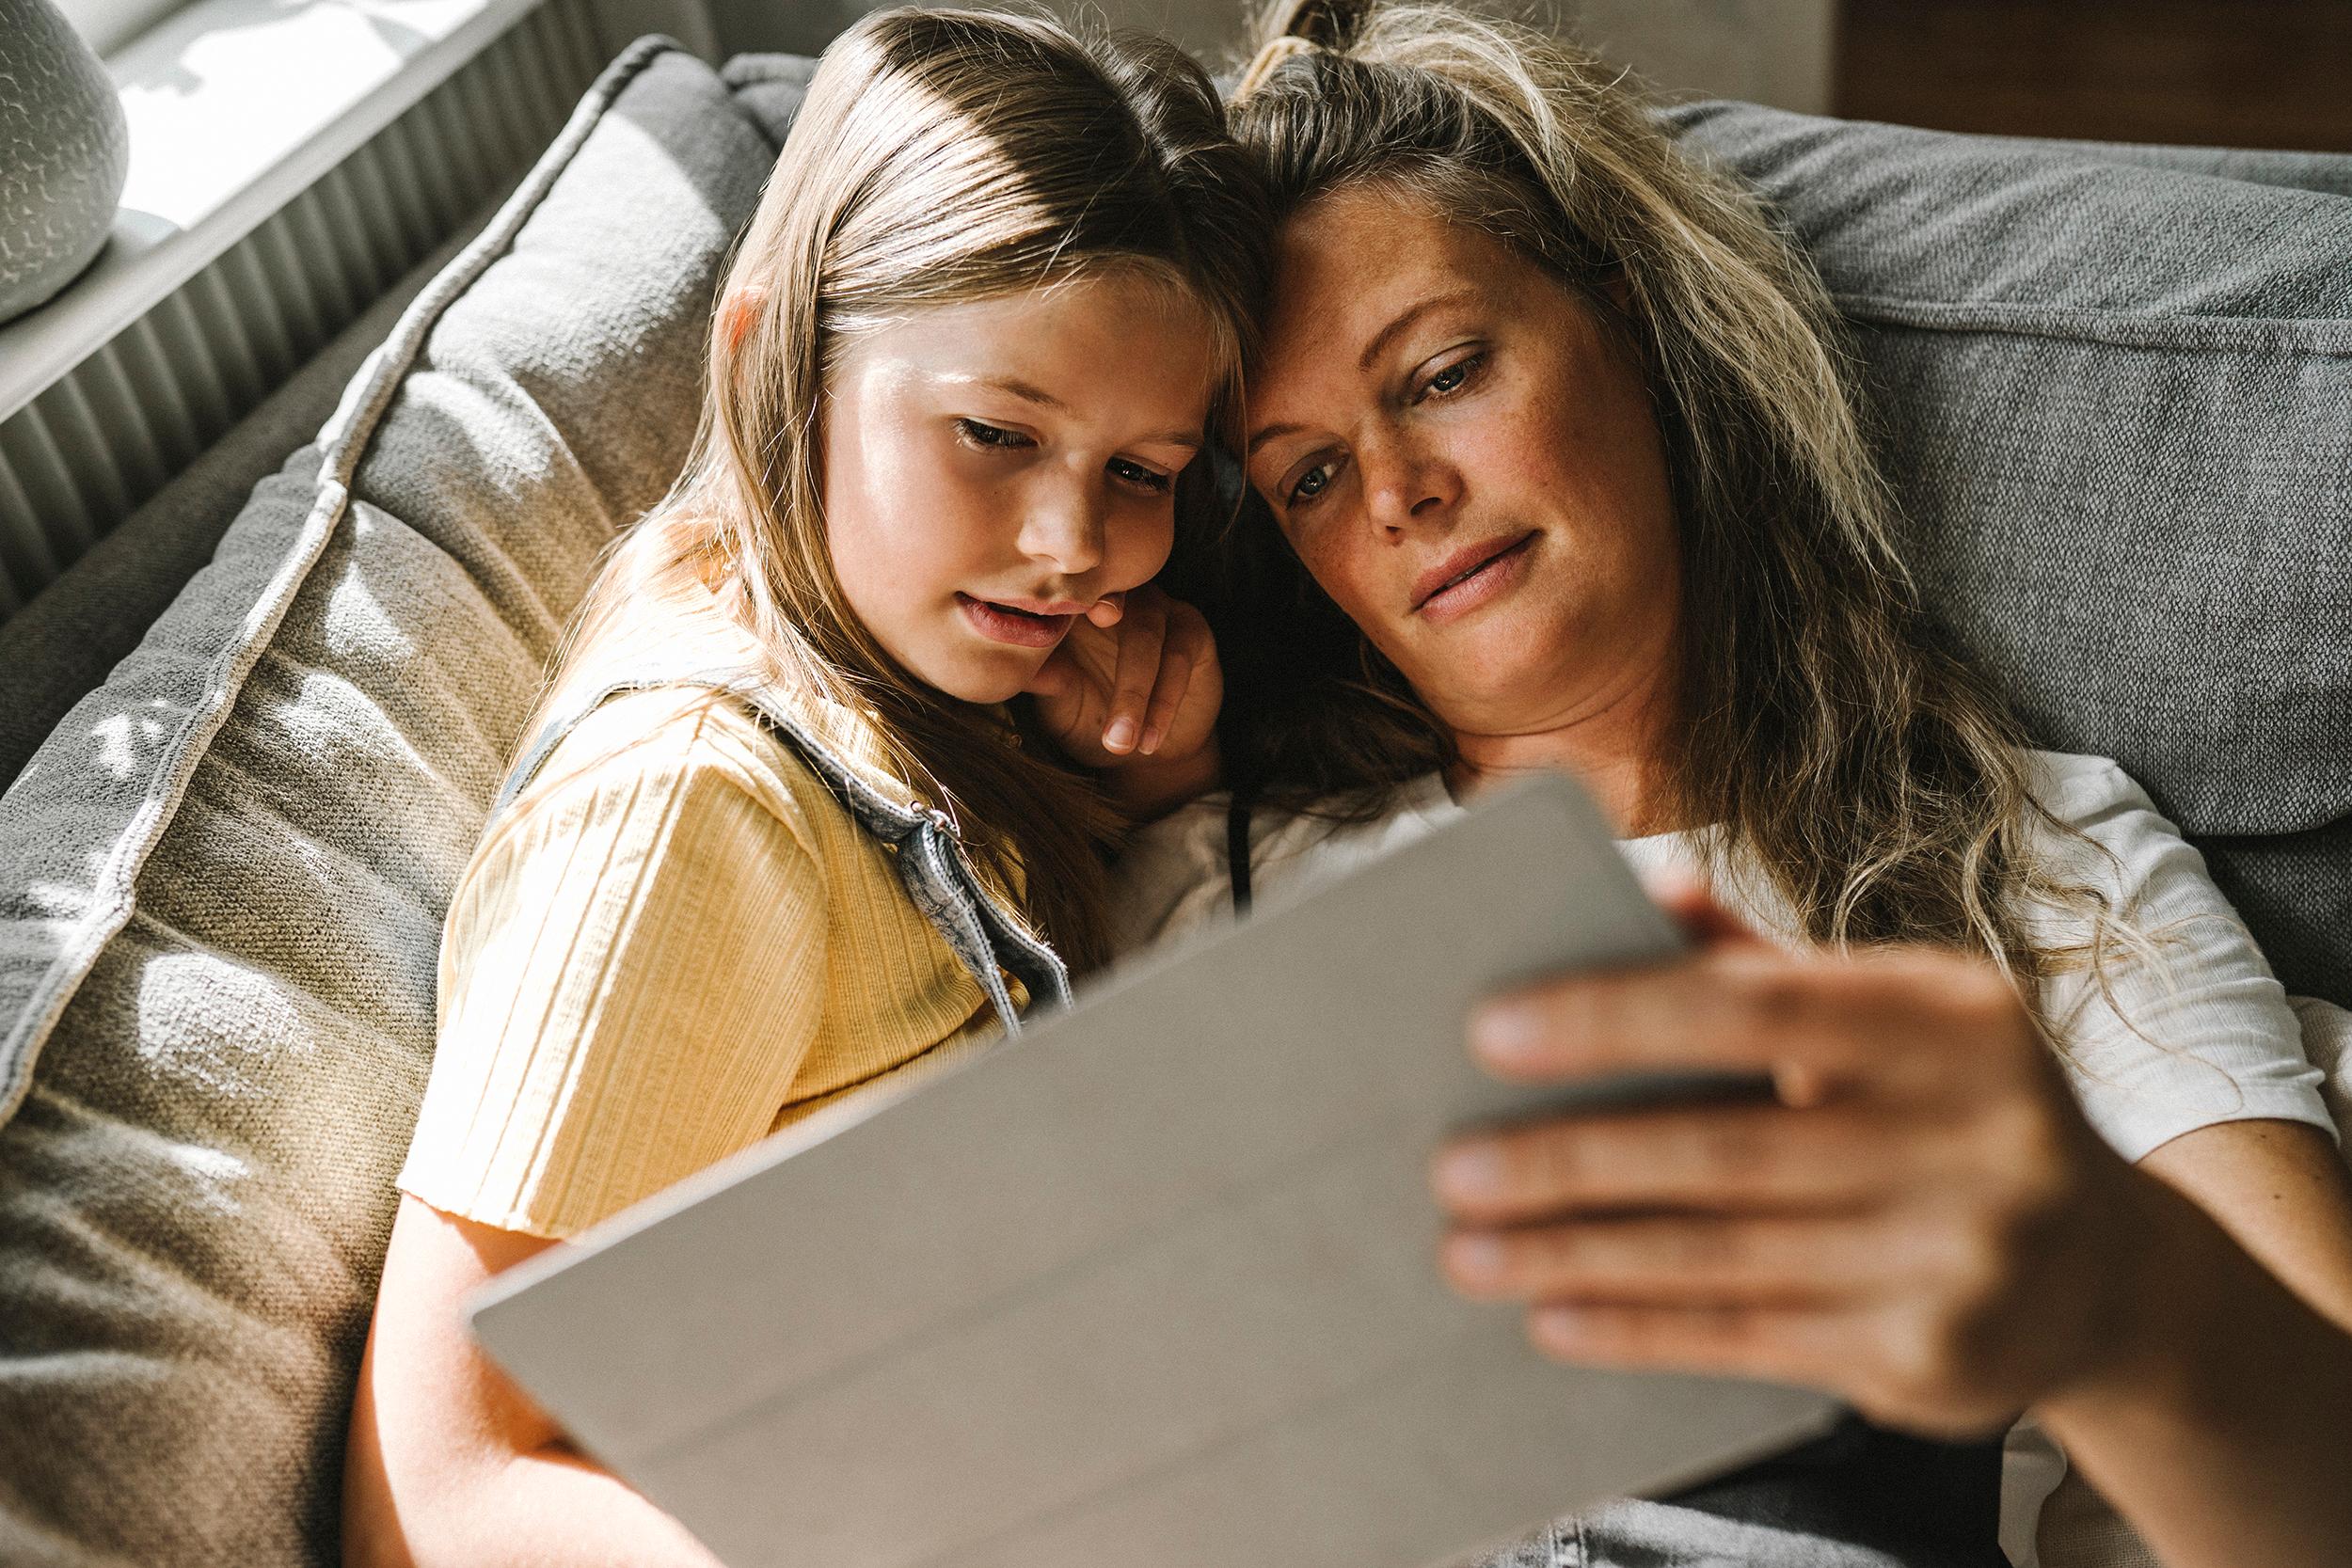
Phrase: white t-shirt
[{"left": 1111, "top": 748, "right": 2339, "bottom": 1564}]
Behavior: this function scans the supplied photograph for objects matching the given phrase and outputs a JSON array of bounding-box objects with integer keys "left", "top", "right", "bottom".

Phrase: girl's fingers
[
  {"left": 1440, "top": 1210, "right": 1910, "bottom": 1307},
  {"left": 1103, "top": 594, "right": 1167, "bottom": 754},
  {"left": 1086, "top": 591, "right": 1126, "bottom": 628},
  {"left": 1430, "top": 1102, "right": 1932, "bottom": 1224},
  {"left": 1137, "top": 647, "right": 1194, "bottom": 756},
  {"left": 1138, "top": 602, "right": 1214, "bottom": 754}
]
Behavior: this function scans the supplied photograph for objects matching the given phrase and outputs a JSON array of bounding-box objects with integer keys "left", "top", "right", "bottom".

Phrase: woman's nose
[
  {"left": 1016, "top": 478, "right": 1107, "bottom": 577},
  {"left": 1359, "top": 436, "right": 1461, "bottom": 535}
]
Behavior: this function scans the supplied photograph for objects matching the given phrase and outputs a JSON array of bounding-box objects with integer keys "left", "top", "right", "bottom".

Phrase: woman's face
[
  {"left": 1243, "top": 184, "right": 1681, "bottom": 740},
  {"left": 821, "top": 271, "right": 1216, "bottom": 705}
]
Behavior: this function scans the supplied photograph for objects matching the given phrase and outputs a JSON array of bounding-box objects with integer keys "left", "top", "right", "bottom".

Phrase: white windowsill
[{"left": 0, "top": 0, "right": 554, "bottom": 425}]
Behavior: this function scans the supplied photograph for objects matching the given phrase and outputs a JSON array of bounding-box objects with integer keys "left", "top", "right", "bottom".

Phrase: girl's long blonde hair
[
  {"left": 1219, "top": 0, "right": 2153, "bottom": 1008},
  {"left": 526, "top": 7, "right": 1269, "bottom": 973}
]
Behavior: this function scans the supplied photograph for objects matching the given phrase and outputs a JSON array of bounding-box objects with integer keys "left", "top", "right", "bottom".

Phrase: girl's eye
[
  {"left": 1421, "top": 351, "right": 1485, "bottom": 400},
  {"left": 958, "top": 418, "right": 1033, "bottom": 451},
  {"left": 1108, "top": 458, "right": 1173, "bottom": 495}
]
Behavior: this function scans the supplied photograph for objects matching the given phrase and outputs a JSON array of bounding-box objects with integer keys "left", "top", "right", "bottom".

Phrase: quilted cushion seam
[
  {"left": 1835, "top": 291, "right": 2352, "bottom": 356},
  {"left": 0, "top": 34, "right": 691, "bottom": 1129}
]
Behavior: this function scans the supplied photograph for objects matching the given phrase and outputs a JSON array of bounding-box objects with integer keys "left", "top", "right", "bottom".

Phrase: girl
[{"left": 342, "top": 11, "right": 1265, "bottom": 1564}]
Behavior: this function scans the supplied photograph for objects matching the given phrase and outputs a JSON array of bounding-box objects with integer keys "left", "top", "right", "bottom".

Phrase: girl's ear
[{"left": 722, "top": 284, "right": 772, "bottom": 352}]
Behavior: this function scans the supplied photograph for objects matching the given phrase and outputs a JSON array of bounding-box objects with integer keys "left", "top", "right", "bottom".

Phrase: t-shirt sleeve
[
  {"left": 397, "top": 721, "right": 830, "bottom": 1238},
  {"left": 1108, "top": 793, "right": 1242, "bottom": 956},
  {"left": 2026, "top": 754, "right": 2334, "bottom": 1164}
]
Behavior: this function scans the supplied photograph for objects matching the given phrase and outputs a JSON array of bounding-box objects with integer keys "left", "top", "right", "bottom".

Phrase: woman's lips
[
  {"left": 1413, "top": 531, "right": 1538, "bottom": 623},
  {"left": 958, "top": 593, "right": 1076, "bottom": 648}
]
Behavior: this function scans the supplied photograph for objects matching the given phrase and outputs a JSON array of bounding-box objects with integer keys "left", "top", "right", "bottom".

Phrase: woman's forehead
[
  {"left": 1273, "top": 185, "right": 1479, "bottom": 304},
  {"left": 1251, "top": 189, "right": 1528, "bottom": 410}
]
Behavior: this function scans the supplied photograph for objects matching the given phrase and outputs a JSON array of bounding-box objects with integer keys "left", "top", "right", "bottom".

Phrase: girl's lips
[
  {"left": 1415, "top": 531, "right": 1537, "bottom": 624},
  {"left": 958, "top": 593, "right": 1075, "bottom": 649}
]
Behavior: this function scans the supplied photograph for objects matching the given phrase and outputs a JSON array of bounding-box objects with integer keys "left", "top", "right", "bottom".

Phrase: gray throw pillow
[
  {"left": 1666, "top": 103, "right": 2352, "bottom": 1004},
  {"left": 0, "top": 38, "right": 798, "bottom": 1566}
]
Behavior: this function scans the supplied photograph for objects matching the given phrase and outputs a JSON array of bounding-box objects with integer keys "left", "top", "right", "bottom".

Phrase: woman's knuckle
[
  {"left": 1524, "top": 1130, "right": 1589, "bottom": 1200},
  {"left": 1734, "top": 966, "right": 1812, "bottom": 1030},
  {"left": 1674, "top": 1220, "right": 1744, "bottom": 1275},
  {"left": 1691, "top": 1116, "right": 1773, "bottom": 1186},
  {"left": 1876, "top": 1313, "right": 1960, "bottom": 1411},
  {"left": 1938, "top": 1221, "right": 2009, "bottom": 1310}
]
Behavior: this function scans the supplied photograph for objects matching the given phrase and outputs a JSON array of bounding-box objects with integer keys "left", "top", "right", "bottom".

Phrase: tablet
[{"left": 469, "top": 770, "right": 1837, "bottom": 1568}]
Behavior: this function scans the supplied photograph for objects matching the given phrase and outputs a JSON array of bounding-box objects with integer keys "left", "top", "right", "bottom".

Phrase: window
[{"left": 51, "top": 0, "right": 192, "bottom": 58}]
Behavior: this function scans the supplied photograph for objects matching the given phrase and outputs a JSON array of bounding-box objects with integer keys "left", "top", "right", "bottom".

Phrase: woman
[{"left": 1125, "top": 3, "right": 2352, "bottom": 1564}]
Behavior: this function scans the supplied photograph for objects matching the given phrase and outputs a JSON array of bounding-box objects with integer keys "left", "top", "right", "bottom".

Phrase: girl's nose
[{"left": 1016, "top": 479, "right": 1107, "bottom": 577}]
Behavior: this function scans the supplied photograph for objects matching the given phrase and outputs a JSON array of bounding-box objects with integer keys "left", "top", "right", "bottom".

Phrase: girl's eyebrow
[
  {"left": 956, "top": 373, "right": 1202, "bottom": 451},
  {"left": 976, "top": 374, "right": 1065, "bottom": 409}
]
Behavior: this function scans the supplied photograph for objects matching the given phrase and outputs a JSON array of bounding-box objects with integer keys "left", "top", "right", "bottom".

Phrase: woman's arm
[
  {"left": 343, "top": 1196, "right": 729, "bottom": 1568},
  {"left": 1427, "top": 890, "right": 2352, "bottom": 1568},
  {"left": 2032, "top": 1119, "right": 2352, "bottom": 1566}
]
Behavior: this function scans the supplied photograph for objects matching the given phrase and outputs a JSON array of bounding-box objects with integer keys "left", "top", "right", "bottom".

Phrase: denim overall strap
[{"left": 490, "top": 673, "right": 1073, "bottom": 1037}]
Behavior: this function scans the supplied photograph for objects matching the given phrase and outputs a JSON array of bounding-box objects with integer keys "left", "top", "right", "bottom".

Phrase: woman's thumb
[{"left": 1642, "top": 869, "right": 1765, "bottom": 949}]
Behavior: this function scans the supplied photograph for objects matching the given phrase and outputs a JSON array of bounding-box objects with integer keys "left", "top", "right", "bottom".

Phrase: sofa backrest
[
  {"left": 1667, "top": 101, "right": 2352, "bottom": 1002},
  {"left": 0, "top": 39, "right": 798, "bottom": 1566}
]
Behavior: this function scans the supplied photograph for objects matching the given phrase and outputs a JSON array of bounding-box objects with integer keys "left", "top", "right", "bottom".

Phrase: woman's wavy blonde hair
[
  {"left": 517, "top": 7, "right": 1269, "bottom": 974},
  {"left": 1217, "top": 0, "right": 2156, "bottom": 1011}
]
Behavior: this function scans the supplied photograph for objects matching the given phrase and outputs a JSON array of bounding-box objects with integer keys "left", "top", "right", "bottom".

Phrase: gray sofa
[{"left": 0, "top": 31, "right": 2345, "bottom": 1568}]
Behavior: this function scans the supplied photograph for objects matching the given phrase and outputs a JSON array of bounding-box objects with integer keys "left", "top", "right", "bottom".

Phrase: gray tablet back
[{"left": 469, "top": 772, "right": 1837, "bottom": 1568}]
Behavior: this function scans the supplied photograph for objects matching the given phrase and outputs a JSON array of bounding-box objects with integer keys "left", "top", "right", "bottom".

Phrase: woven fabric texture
[{"left": 1667, "top": 101, "right": 2352, "bottom": 1002}]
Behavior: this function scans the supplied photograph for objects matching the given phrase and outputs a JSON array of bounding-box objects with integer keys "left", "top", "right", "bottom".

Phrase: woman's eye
[
  {"left": 1422, "top": 352, "right": 1485, "bottom": 400},
  {"left": 1109, "top": 458, "right": 1172, "bottom": 495},
  {"left": 958, "top": 418, "right": 1032, "bottom": 451},
  {"left": 1286, "top": 461, "right": 1337, "bottom": 508}
]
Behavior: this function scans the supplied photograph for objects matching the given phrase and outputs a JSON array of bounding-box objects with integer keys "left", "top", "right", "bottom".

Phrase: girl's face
[
  {"left": 820, "top": 271, "right": 1218, "bottom": 705},
  {"left": 1242, "top": 184, "right": 1681, "bottom": 742}
]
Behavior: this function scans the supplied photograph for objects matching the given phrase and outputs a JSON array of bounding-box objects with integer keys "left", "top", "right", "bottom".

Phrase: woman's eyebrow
[
  {"left": 1248, "top": 421, "right": 1303, "bottom": 458},
  {"left": 1356, "top": 288, "right": 1481, "bottom": 372},
  {"left": 1248, "top": 288, "right": 1486, "bottom": 458}
]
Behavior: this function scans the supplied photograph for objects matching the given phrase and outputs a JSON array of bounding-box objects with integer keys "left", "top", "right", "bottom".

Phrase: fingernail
[
  {"left": 1443, "top": 1232, "right": 1508, "bottom": 1282},
  {"left": 1533, "top": 1306, "right": 1585, "bottom": 1348},
  {"left": 1104, "top": 719, "right": 1136, "bottom": 752},
  {"left": 1470, "top": 1000, "right": 1544, "bottom": 1065},
  {"left": 1139, "top": 725, "right": 1162, "bottom": 755},
  {"left": 1434, "top": 1142, "right": 1504, "bottom": 1200}
]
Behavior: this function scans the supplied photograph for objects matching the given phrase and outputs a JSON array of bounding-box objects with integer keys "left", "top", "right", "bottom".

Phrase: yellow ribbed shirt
[{"left": 395, "top": 684, "right": 1024, "bottom": 1239}]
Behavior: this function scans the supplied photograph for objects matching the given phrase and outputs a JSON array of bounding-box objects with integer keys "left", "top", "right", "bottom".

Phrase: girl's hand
[
  {"left": 1429, "top": 884, "right": 2164, "bottom": 1438},
  {"left": 1024, "top": 585, "right": 1222, "bottom": 798}
]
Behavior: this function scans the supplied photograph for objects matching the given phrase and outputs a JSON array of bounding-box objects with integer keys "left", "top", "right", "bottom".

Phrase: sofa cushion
[
  {"left": 0, "top": 37, "right": 798, "bottom": 1565},
  {"left": 1665, "top": 102, "right": 2352, "bottom": 1003}
]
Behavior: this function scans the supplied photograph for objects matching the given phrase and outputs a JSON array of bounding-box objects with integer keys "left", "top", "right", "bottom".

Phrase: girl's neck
[{"left": 1441, "top": 654, "right": 1686, "bottom": 837}]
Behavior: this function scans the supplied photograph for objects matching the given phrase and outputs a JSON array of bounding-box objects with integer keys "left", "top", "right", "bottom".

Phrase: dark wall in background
[{"left": 1836, "top": 0, "right": 2352, "bottom": 151}]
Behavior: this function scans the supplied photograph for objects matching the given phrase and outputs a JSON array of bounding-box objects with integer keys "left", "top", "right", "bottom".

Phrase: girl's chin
[{"left": 915, "top": 649, "right": 1050, "bottom": 709}]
